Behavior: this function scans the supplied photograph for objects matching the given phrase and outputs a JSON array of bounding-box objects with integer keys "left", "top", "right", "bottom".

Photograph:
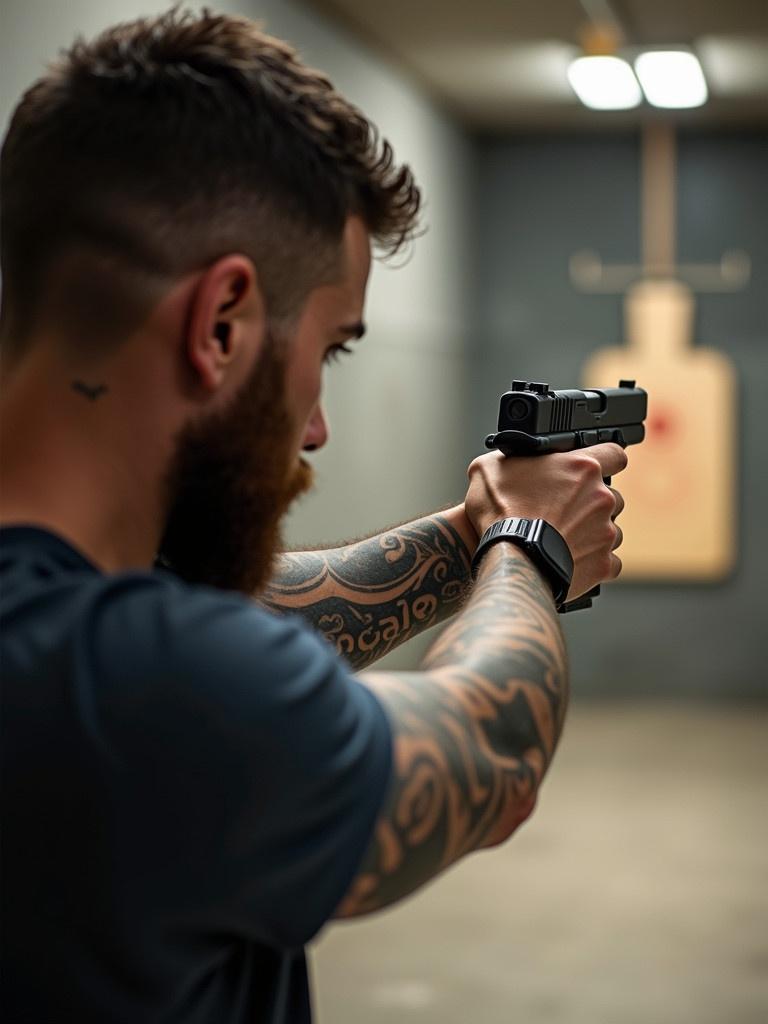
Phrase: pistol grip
[{"left": 559, "top": 585, "right": 600, "bottom": 614}]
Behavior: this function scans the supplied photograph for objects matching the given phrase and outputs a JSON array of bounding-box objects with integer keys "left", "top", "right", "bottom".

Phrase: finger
[
  {"left": 610, "top": 488, "right": 625, "bottom": 519},
  {"left": 608, "top": 552, "right": 623, "bottom": 579},
  {"left": 587, "top": 443, "right": 629, "bottom": 479},
  {"left": 612, "top": 524, "right": 624, "bottom": 551}
]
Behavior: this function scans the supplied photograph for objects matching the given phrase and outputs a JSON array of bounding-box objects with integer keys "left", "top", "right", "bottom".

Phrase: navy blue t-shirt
[{"left": 0, "top": 526, "right": 392, "bottom": 1023}]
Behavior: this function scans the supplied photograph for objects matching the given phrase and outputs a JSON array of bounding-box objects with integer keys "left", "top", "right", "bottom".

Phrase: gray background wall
[{"left": 472, "top": 130, "right": 768, "bottom": 698}]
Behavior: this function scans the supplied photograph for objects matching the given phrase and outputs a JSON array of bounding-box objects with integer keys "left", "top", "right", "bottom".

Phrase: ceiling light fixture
[
  {"left": 568, "top": 55, "right": 642, "bottom": 110},
  {"left": 634, "top": 51, "right": 709, "bottom": 109},
  {"left": 567, "top": 19, "right": 641, "bottom": 111}
]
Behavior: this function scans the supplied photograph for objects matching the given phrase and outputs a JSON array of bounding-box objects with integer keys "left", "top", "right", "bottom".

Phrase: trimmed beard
[{"left": 158, "top": 337, "right": 313, "bottom": 595}]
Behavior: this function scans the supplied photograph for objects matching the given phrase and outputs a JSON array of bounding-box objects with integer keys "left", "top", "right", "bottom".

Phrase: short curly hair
[{"left": 0, "top": 7, "right": 421, "bottom": 354}]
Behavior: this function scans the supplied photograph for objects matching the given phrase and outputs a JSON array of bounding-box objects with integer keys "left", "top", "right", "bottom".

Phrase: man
[{"left": 0, "top": 9, "right": 627, "bottom": 1023}]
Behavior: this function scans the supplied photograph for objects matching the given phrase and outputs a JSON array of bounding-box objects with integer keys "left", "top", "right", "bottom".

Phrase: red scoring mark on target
[{"left": 647, "top": 409, "right": 676, "bottom": 440}]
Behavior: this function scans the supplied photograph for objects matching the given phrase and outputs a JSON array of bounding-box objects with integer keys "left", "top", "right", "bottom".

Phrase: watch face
[
  {"left": 539, "top": 525, "right": 574, "bottom": 577},
  {"left": 529, "top": 521, "right": 573, "bottom": 605}
]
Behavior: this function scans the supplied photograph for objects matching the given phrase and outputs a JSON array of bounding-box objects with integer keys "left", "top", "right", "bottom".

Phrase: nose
[{"left": 302, "top": 404, "right": 329, "bottom": 452}]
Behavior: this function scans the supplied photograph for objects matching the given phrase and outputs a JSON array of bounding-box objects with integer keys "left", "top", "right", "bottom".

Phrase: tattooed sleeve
[
  {"left": 261, "top": 512, "right": 473, "bottom": 670},
  {"left": 335, "top": 544, "right": 569, "bottom": 917}
]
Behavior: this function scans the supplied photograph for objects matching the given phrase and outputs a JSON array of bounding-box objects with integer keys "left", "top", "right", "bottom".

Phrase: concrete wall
[
  {"left": 473, "top": 130, "right": 768, "bottom": 698},
  {"left": 0, "top": 0, "right": 477, "bottom": 669}
]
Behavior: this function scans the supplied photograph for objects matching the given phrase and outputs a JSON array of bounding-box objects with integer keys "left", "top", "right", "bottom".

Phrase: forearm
[
  {"left": 424, "top": 544, "right": 569, "bottom": 782},
  {"left": 261, "top": 505, "right": 478, "bottom": 669},
  {"left": 337, "top": 544, "right": 569, "bottom": 916}
]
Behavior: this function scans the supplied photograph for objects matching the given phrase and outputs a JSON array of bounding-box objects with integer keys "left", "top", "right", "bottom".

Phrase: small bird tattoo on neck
[{"left": 71, "top": 380, "right": 108, "bottom": 402}]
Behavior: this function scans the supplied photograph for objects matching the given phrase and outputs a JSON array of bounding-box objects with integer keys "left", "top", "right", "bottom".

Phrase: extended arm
[
  {"left": 336, "top": 443, "right": 628, "bottom": 917},
  {"left": 260, "top": 505, "right": 477, "bottom": 670},
  {"left": 338, "top": 543, "right": 565, "bottom": 916}
]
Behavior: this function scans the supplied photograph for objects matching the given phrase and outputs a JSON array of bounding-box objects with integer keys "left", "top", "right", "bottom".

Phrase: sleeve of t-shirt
[{"left": 78, "top": 573, "right": 392, "bottom": 950}]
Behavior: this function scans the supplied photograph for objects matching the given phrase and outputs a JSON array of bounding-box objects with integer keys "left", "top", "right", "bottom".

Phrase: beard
[{"left": 157, "top": 337, "right": 314, "bottom": 595}]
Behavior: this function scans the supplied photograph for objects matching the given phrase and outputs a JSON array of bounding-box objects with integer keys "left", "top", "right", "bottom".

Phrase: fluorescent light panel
[
  {"left": 634, "top": 51, "right": 708, "bottom": 108},
  {"left": 567, "top": 56, "right": 642, "bottom": 110}
]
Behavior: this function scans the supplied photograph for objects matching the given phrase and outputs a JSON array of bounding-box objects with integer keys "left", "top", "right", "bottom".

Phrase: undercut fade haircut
[{"left": 0, "top": 7, "right": 421, "bottom": 357}]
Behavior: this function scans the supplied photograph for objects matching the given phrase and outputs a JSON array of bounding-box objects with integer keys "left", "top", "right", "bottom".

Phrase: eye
[{"left": 323, "top": 342, "right": 353, "bottom": 366}]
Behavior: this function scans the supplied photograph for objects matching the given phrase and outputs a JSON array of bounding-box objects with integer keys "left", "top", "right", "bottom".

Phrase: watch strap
[
  {"left": 470, "top": 517, "right": 533, "bottom": 575},
  {"left": 470, "top": 517, "right": 573, "bottom": 607}
]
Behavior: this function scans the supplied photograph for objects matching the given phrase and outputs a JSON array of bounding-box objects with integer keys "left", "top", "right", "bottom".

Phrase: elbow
[{"left": 482, "top": 790, "right": 539, "bottom": 849}]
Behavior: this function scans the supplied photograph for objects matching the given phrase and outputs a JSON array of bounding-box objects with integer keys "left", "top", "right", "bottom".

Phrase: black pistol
[{"left": 485, "top": 379, "right": 647, "bottom": 612}]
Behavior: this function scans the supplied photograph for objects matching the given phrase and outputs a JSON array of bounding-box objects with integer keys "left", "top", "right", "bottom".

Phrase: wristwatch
[{"left": 470, "top": 517, "right": 573, "bottom": 607}]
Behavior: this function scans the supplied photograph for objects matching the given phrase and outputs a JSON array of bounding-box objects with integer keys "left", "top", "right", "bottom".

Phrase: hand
[{"left": 464, "top": 444, "right": 628, "bottom": 600}]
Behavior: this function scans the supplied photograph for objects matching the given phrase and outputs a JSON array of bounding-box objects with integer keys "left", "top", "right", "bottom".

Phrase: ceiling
[{"left": 303, "top": 0, "right": 768, "bottom": 130}]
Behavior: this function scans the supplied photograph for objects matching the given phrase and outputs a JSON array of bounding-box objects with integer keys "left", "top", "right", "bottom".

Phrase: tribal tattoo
[
  {"left": 261, "top": 513, "right": 473, "bottom": 669},
  {"left": 337, "top": 546, "right": 568, "bottom": 917},
  {"left": 71, "top": 380, "right": 108, "bottom": 401}
]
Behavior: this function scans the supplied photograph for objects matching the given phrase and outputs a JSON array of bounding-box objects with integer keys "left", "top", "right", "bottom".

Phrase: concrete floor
[{"left": 312, "top": 702, "right": 768, "bottom": 1024}]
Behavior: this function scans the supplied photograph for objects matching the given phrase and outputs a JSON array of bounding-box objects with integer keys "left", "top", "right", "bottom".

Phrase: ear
[{"left": 184, "top": 254, "right": 266, "bottom": 394}]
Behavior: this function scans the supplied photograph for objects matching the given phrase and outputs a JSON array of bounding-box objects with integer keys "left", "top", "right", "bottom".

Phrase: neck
[{"left": 0, "top": 340, "right": 174, "bottom": 573}]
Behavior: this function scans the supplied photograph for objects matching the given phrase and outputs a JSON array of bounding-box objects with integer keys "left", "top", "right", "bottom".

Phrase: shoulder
[
  {"left": 78, "top": 569, "right": 391, "bottom": 769},
  {"left": 82, "top": 568, "right": 327, "bottom": 688},
  {"left": 65, "top": 572, "right": 393, "bottom": 948}
]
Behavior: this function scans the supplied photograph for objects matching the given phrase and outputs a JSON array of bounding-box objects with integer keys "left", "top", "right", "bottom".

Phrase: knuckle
[
  {"left": 596, "top": 487, "right": 615, "bottom": 513},
  {"left": 468, "top": 456, "right": 491, "bottom": 483},
  {"left": 598, "top": 552, "right": 614, "bottom": 579},
  {"left": 572, "top": 452, "right": 600, "bottom": 475},
  {"left": 603, "top": 528, "right": 615, "bottom": 552}
]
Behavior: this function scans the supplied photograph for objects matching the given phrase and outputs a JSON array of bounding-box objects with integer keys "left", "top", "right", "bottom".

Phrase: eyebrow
[{"left": 338, "top": 321, "right": 366, "bottom": 340}]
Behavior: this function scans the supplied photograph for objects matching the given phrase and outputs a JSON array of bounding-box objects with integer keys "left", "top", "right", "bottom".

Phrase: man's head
[
  {"left": 158, "top": 215, "right": 373, "bottom": 594},
  {"left": 0, "top": 6, "right": 419, "bottom": 352},
  {"left": 0, "top": 8, "right": 419, "bottom": 591}
]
